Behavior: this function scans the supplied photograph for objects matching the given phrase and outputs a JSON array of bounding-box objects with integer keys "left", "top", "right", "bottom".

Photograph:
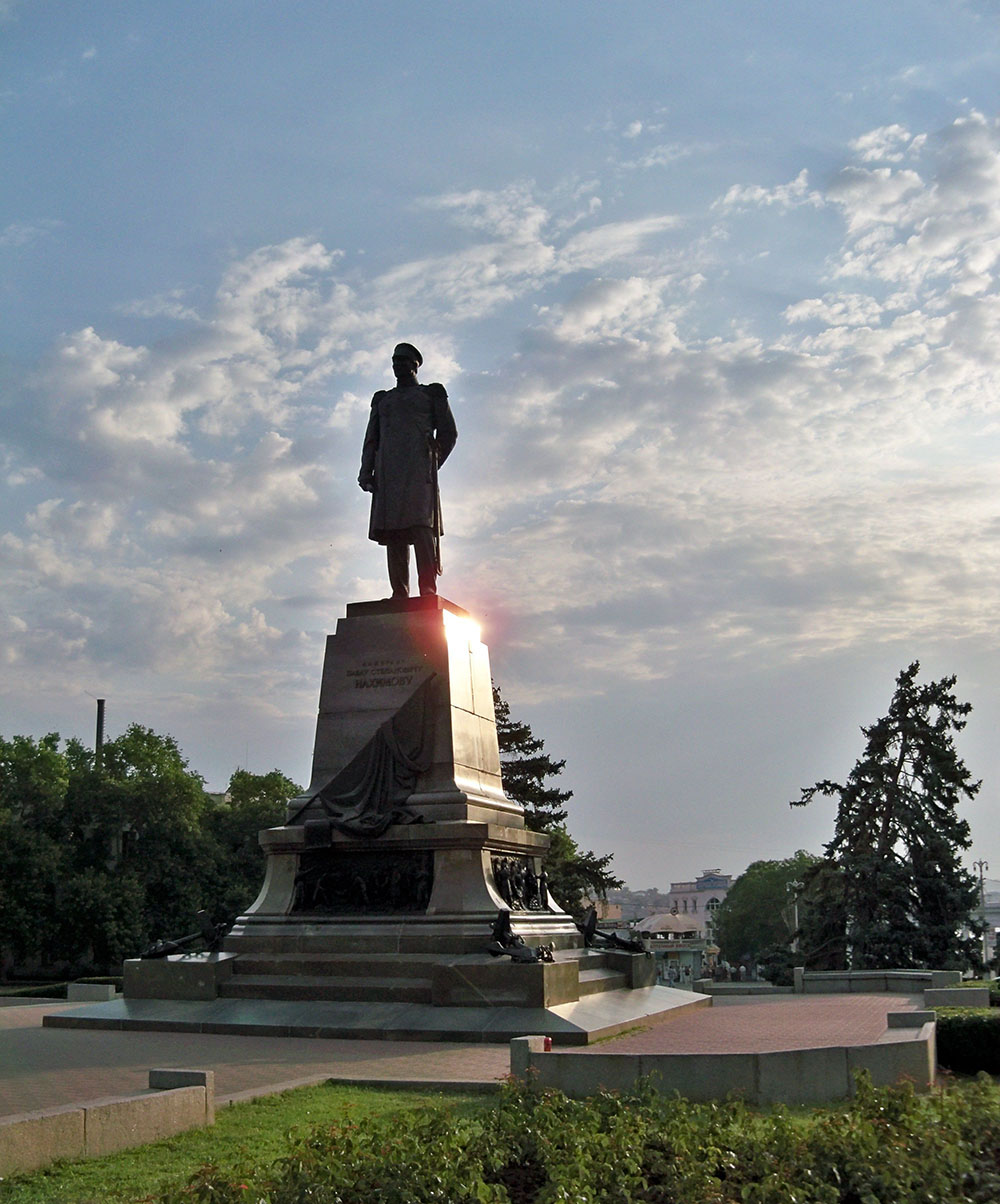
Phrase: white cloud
[
  {"left": 715, "top": 169, "right": 823, "bottom": 211},
  {"left": 558, "top": 215, "right": 680, "bottom": 271},
  {"left": 118, "top": 289, "right": 201, "bottom": 322},
  {"left": 0, "top": 219, "right": 62, "bottom": 248},
  {"left": 5, "top": 111, "right": 1000, "bottom": 732},
  {"left": 850, "top": 123, "right": 914, "bottom": 163}
]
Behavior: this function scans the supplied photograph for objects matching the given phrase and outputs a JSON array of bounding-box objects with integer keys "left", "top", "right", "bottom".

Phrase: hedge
[
  {"left": 155, "top": 1071, "right": 1000, "bottom": 1204},
  {"left": 937, "top": 1007, "right": 1000, "bottom": 1075}
]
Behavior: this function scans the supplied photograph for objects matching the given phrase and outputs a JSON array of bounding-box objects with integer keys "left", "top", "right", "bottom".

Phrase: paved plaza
[
  {"left": 0, "top": 992, "right": 924, "bottom": 1123},
  {"left": 0, "top": 1001, "right": 509, "bottom": 1119},
  {"left": 581, "top": 992, "right": 922, "bottom": 1054}
]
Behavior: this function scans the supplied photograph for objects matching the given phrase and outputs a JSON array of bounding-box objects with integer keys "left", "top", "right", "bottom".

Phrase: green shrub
[
  {"left": 153, "top": 1073, "right": 1000, "bottom": 1204},
  {"left": 0, "top": 981, "right": 67, "bottom": 998},
  {"left": 956, "top": 977, "right": 1000, "bottom": 1006},
  {"left": 937, "top": 1006, "right": 1000, "bottom": 1074}
]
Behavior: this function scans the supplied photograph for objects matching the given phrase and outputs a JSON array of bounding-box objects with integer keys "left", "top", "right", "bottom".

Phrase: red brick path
[
  {"left": 582, "top": 992, "right": 922, "bottom": 1054},
  {"left": 0, "top": 993, "right": 923, "bottom": 1120}
]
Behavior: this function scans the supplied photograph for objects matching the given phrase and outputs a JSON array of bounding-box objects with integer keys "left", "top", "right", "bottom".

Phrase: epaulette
[{"left": 424, "top": 382, "right": 447, "bottom": 399}]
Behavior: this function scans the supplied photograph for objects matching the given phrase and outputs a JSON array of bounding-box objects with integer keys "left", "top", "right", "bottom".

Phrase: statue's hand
[{"left": 358, "top": 475, "right": 374, "bottom": 493}]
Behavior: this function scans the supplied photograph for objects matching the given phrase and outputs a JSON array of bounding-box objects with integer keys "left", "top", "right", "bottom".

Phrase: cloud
[
  {"left": 0, "top": 219, "right": 62, "bottom": 249},
  {"left": 4, "top": 111, "right": 1000, "bottom": 727},
  {"left": 117, "top": 289, "right": 201, "bottom": 322},
  {"left": 850, "top": 124, "right": 916, "bottom": 163},
  {"left": 559, "top": 216, "right": 681, "bottom": 271},
  {"left": 715, "top": 169, "right": 823, "bottom": 212}
]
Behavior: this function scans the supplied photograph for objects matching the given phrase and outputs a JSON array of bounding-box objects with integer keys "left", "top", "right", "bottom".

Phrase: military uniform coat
[{"left": 359, "top": 382, "right": 457, "bottom": 543}]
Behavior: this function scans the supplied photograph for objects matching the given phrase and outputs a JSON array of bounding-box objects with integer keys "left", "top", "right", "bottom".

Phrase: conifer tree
[
  {"left": 493, "top": 685, "right": 621, "bottom": 913},
  {"left": 493, "top": 686, "right": 571, "bottom": 833},
  {"left": 792, "top": 662, "right": 981, "bottom": 969}
]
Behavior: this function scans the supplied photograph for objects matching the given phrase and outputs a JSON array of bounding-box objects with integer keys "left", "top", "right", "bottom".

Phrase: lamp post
[
  {"left": 786, "top": 880, "right": 804, "bottom": 954},
  {"left": 974, "top": 859, "right": 990, "bottom": 971}
]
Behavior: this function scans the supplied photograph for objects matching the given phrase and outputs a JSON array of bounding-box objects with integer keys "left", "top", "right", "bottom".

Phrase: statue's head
[{"left": 392, "top": 342, "right": 422, "bottom": 386}]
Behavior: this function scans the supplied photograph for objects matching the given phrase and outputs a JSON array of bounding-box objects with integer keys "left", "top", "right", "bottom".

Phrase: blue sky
[{"left": 3, "top": 1, "right": 1000, "bottom": 889}]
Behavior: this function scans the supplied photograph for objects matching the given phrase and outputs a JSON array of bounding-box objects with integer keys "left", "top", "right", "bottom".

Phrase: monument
[{"left": 50, "top": 344, "right": 705, "bottom": 1044}]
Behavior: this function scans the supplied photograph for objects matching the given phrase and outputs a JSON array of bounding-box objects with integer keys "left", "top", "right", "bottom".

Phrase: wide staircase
[{"left": 217, "top": 947, "right": 631, "bottom": 1006}]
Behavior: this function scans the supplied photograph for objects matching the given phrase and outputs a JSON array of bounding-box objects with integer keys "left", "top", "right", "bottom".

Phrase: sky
[{"left": 3, "top": 1, "right": 1000, "bottom": 891}]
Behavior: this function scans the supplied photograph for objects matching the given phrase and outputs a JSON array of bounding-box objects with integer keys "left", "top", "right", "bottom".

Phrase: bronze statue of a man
[{"left": 358, "top": 343, "right": 458, "bottom": 598}]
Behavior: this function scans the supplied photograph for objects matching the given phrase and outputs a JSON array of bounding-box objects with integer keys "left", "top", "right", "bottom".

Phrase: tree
[
  {"left": 204, "top": 768, "right": 301, "bottom": 920},
  {"left": 0, "top": 734, "right": 74, "bottom": 974},
  {"left": 713, "top": 850, "right": 821, "bottom": 966},
  {"left": 493, "top": 687, "right": 571, "bottom": 832},
  {"left": 1, "top": 725, "right": 226, "bottom": 974},
  {"left": 791, "top": 662, "right": 981, "bottom": 970},
  {"left": 494, "top": 684, "right": 621, "bottom": 914}
]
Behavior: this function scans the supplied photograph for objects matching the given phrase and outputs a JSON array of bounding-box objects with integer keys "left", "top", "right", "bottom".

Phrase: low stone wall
[
  {"left": 924, "top": 986, "right": 990, "bottom": 1008},
  {"left": 0, "top": 1069, "right": 214, "bottom": 1177},
  {"left": 794, "top": 968, "right": 961, "bottom": 994},
  {"left": 694, "top": 980, "right": 790, "bottom": 997},
  {"left": 510, "top": 1015, "right": 936, "bottom": 1106}
]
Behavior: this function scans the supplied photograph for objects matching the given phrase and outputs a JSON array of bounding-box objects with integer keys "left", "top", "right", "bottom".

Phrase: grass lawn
[{"left": 0, "top": 1083, "right": 489, "bottom": 1204}]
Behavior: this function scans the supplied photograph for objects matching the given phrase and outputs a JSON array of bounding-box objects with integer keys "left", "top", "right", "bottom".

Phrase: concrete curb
[
  {"left": 0, "top": 1070, "right": 213, "bottom": 1177},
  {"left": 510, "top": 1013, "right": 936, "bottom": 1105}
]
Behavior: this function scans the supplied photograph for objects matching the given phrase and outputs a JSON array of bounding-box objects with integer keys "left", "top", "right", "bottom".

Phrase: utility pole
[
  {"left": 974, "top": 859, "right": 990, "bottom": 972},
  {"left": 95, "top": 698, "right": 106, "bottom": 772}
]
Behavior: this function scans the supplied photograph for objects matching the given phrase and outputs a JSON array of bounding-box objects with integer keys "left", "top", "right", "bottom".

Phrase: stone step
[
  {"left": 578, "top": 968, "right": 628, "bottom": 997},
  {"left": 232, "top": 956, "right": 439, "bottom": 980},
  {"left": 218, "top": 974, "right": 433, "bottom": 1004}
]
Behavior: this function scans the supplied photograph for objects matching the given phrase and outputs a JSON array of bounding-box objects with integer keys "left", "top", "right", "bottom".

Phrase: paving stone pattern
[
  {"left": 0, "top": 993, "right": 923, "bottom": 1121},
  {"left": 0, "top": 1004, "right": 509, "bottom": 1119},
  {"left": 584, "top": 992, "right": 922, "bottom": 1054}
]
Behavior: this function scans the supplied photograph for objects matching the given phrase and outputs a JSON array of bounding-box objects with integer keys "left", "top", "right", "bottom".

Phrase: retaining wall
[
  {"left": 0, "top": 1069, "right": 214, "bottom": 1177},
  {"left": 794, "top": 968, "right": 961, "bottom": 994},
  {"left": 510, "top": 1013, "right": 936, "bottom": 1106}
]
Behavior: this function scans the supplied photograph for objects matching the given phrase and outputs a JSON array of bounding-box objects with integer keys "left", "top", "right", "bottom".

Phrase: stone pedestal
[
  {"left": 87, "top": 596, "right": 707, "bottom": 1043},
  {"left": 224, "top": 597, "right": 579, "bottom": 964},
  {"left": 291, "top": 596, "right": 524, "bottom": 828}
]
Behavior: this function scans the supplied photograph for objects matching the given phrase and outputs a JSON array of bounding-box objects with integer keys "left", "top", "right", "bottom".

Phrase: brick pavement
[
  {"left": 0, "top": 1003, "right": 510, "bottom": 1119},
  {"left": 583, "top": 992, "right": 922, "bottom": 1054},
  {"left": 0, "top": 993, "right": 924, "bottom": 1121}
]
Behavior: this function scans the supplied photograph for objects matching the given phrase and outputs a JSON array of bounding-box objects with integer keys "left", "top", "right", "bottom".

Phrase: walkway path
[
  {"left": 584, "top": 992, "right": 923, "bottom": 1054},
  {"left": 0, "top": 1002, "right": 509, "bottom": 1118},
  {"left": 0, "top": 992, "right": 924, "bottom": 1121}
]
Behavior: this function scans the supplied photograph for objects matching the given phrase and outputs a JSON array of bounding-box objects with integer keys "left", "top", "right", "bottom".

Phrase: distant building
[
  {"left": 976, "top": 878, "right": 1000, "bottom": 962},
  {"left": 630, "top": 912, "right": 710, "bottom": 986},
  {"left": 625, "top": 870, "right": 734, "bottom": 987},
  {"left": 664, "top": 869, "right": 733, "bottom": 941}
]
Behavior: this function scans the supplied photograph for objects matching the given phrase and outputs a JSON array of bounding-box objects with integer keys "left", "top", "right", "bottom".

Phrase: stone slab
[
  {"left": 925, "top": 986, "right": 989, "bottom": 1008},
  {"left": 83, "top": 1086, "right": 209, "bottom": 1157},
  {"left": 149, "top": 1069, "right": 216, "bottom": 1123},
  {"left": 67, "top": 983, "right": 117, "bottom": 1001},
  {"left": 124, "top": 952, "right": 238, "bottom": 1001},
  {"left": 886, "top": 1009, "right": 936, "bottom": 1028},
  {"left": 511, "top": 1015, "right": 937, "bottom": 1104},
  {"left": 605, "top": 950, "right": 658, "bottom": 990},
  {"left": 42, "top": 985, "right": 706, "bottom": 1046},
  {"left": 0, "top": 1105, "right": 85, "bottom": 1176},
  {"left": 431, "top": 958, "right": 580, "bottom": 1008},
  {"left": 930, "top": 971, "right": 963, "bottom": 988},
  {"left": 801, "top": 970, "right": 954, "bottom": 995},
  {"left": 847, "top": 1024, "right": 935, "bottom": 1092}
]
